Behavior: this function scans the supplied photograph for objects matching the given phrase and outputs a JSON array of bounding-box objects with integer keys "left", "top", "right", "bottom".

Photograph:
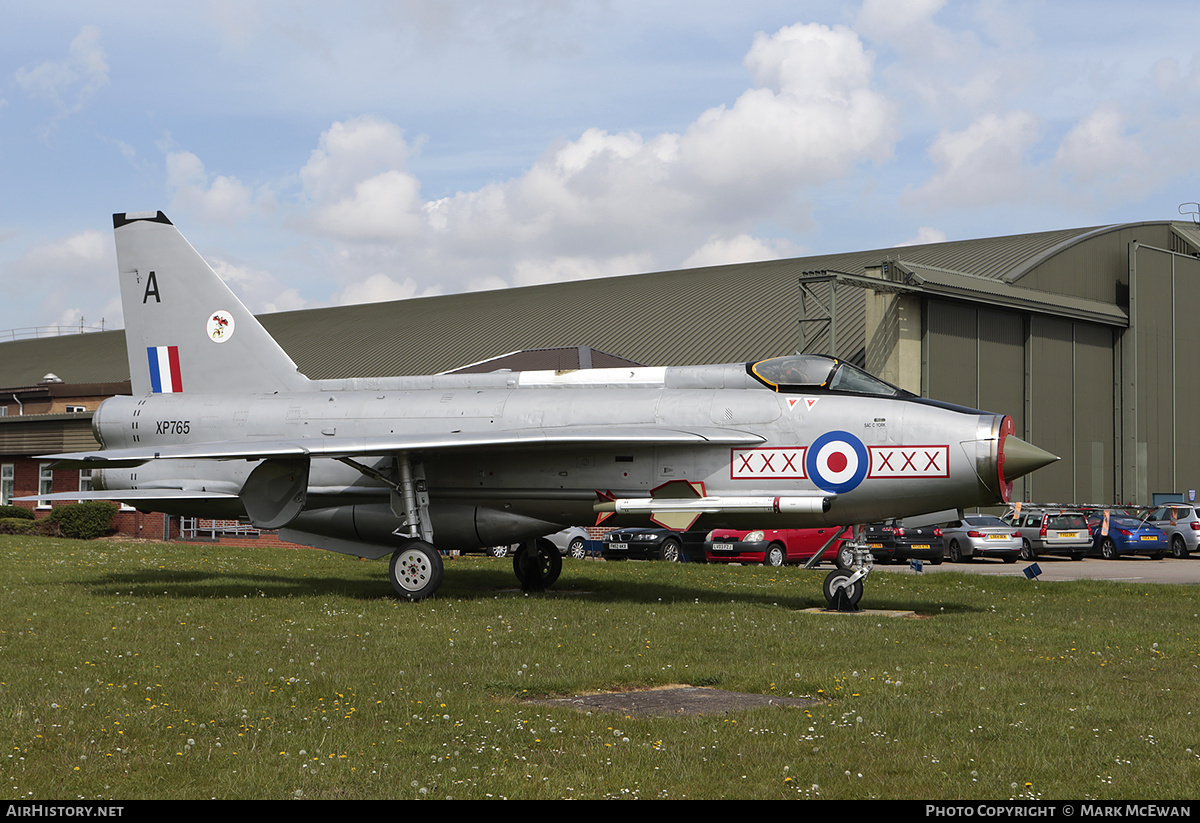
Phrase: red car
[{"left": 704, "top": 528, "right": 851, "bottom": 567}]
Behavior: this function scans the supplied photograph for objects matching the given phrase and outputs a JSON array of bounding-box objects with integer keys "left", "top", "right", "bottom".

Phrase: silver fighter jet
[{"left": 30, "top": 212, "right": 1057, "bottom": 607}]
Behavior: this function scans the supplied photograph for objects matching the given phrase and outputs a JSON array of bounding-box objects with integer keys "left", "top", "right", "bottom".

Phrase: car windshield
[{"left": 749, "top": 355, "right": 903, "bottom": 396}]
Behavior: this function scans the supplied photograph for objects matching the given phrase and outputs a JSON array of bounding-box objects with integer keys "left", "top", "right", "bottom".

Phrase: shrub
[
  {"left": 0, "top": 505, "right": 34, "bottom": 520},
  {"left": 44, "top": 501, "right": 119, "bottom": 540}
]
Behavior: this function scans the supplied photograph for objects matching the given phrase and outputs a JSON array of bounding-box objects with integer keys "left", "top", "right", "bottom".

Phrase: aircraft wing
[{"left": 39, "top": 425, "right": 766, "bottom": 468}]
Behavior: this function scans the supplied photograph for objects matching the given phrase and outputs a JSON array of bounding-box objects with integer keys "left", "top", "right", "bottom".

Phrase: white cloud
[
  {"left": 166, "top": 150, "right": 260, "bottom": 224},
  {"left": 331, "top": 272, "right": 441, "bottom": 306},
  {"left": 281, "top": 21, "right": 897, "bottom": 303},
  {"left": 911, "top": 111, "right": 1041, "bottom": 207},
  {"left": 1055, "top": 107, "right": 1147, "bottom": 185},
  {"left": 13, "top": 25, "right": 109, "bottom": 117},
  {"left": 682, "top": 234, "right": 803, "bottom": 269},
  {"left": 2, "top": 230, "right": 119, "bottom": 329},
  {"left": 298, "top": 116, "right": 425, "bottom": 241},
  {"left": 895, "top": 226, "right": 947, "bottom": 247}
]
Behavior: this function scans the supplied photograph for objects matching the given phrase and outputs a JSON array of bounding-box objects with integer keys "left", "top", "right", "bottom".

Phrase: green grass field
[{"left": 2, "top": 535, "right": 1197, "bottom": 799}]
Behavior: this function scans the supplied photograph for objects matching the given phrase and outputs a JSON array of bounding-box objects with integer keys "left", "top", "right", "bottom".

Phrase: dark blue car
[{"left": 1086, "top": 514, "right": 1168, "bottom": 559}]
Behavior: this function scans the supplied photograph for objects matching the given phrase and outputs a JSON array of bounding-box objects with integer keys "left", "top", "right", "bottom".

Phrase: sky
[{"left": 3, "top": 0, "right": 1200, "bottom": 335}]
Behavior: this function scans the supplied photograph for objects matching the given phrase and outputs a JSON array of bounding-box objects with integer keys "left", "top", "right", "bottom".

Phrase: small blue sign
[
  {"left": 909, "top": 558, "right": 923, "bottom": 573},
  {"left": 1022, "top": 562, "right": 1042, "bottom": 580}
]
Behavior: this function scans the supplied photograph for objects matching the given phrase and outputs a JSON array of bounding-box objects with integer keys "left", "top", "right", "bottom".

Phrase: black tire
[
  {"left": 928, "top": 553, "right": 943, "bottom": 566},
  {"left": 764, "top": 543, "right": 785, "bottom": 567},
  {"left": 389, "top": 541, "right": 444, "bottom": 601},
  {"left": 949, "top": 540, "right": 963, "bottom": 563},
  {"left": 822, "top": 570, "right": 863, "bottom": 610},
  {"left": 568, "top": 537, "right": 587, "bottom": 559},
  {"left": 1071, "top": 552, "right": 1085, "bottom": 561},
  {"left": 1100, "top": 537, "right": 1118, "bottom": 560},
  {"left": 1020, "top": 539, "right": 1036, "bottom": 561},
  {"left": 658, "top": 538, "right": 681, "bottom": 562},
  {"left": 835, "top": 543, "right": 855, "bottom": 570},
  {"left": 489, "top": 544, "right": 510, "bottom": 558},
  {"left": 1172, "top": 535, "right": 1188, "bottom": 559},
  {"left": 513, "top": 539, "right": 563, "bottom": 587},
  {"left": 1003, "top": 554, "right": 1018, "bottom": 564}
]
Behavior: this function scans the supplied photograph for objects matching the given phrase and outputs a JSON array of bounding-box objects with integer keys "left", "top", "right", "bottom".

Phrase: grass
[{"left": 1, "top": 534, "right": 1198, "bottom": 799}]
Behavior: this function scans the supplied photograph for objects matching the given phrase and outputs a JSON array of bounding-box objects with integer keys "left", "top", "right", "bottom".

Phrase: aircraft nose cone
[{"left": 1002, "top": 436, "right": 1058, "bottom": 482}]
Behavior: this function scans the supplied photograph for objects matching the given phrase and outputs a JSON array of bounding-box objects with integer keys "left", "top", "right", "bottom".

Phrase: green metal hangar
[{"left": 1, "top": 218, "right": 1198, "bottom": 513}]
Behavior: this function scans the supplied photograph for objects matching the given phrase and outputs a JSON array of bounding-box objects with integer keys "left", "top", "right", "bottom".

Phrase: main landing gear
[
  {"left": 512, "top": 537, "right": 562, "bottom": 593},
  {"left": 388, "top": 540, "right": 444, "bottom": 601}
]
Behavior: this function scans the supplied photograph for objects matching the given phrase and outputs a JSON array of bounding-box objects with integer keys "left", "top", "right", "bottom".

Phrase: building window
[
  {"left": 1, "top": 464, "right": 12, "bottom": 506},
  {"left": 79, "top": 469, "right": 92, "bottom": 503},
  {"left": 38, "top": 464, "right": 53, "bottom": 509}
]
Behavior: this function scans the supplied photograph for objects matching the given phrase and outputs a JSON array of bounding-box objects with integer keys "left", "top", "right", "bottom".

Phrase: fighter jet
[{"left": 28, "top": 212, "right": 1057, "bottom": 608}]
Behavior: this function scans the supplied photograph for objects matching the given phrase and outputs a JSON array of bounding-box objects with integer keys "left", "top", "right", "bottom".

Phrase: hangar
[{"left": 2, "top": 218, "right": 1198, "bottom": 515}]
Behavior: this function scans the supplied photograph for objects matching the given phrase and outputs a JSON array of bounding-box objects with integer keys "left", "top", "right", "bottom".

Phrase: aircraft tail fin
[{"left": 114, "top": 212, "right": 311, "bottom": 395}]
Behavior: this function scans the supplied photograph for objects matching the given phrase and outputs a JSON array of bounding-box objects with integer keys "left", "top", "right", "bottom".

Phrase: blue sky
[{"left": 3, "top": 1, "right": 1199, "bottom": 334}]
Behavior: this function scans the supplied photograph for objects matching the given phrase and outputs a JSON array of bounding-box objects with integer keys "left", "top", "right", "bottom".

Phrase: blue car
[{"left": 1086, "top": 514, "right": 1168, "bottom": 559}]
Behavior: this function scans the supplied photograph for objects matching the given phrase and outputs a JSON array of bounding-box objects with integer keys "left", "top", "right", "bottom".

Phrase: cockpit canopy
[{"left": 747, "top": 355, "right": 910, "bottom": 398}]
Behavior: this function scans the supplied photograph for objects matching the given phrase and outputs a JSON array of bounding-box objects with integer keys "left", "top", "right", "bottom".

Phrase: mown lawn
[{"left": 2, "top": 535, "right": 1197, "bottom": 799}]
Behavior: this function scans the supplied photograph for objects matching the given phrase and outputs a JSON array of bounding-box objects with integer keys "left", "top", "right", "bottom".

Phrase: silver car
[
  {"left": 1145, "top": 504, "right": 1200, "bottom": 558},
  {"left": 941, "top": 515, "right": 1022, "bottom": 563},
  {"left": 1002, "top": 508, "right": 1091, "bottom": 560}
]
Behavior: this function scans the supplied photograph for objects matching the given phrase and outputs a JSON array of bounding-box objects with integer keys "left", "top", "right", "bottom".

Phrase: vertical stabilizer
[{"left": 114, "top": 212, "right": 311, "bottom": 395}]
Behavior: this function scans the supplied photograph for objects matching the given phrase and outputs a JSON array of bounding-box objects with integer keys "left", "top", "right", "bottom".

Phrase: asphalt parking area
[{"left": 870, "top": 554, "right": 1200, "bottom": 584}]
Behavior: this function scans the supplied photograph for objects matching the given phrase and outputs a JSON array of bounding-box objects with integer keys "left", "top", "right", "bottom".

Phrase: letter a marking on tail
[{"left": 143, "top": 270, "right": 160, "bottom": 303}]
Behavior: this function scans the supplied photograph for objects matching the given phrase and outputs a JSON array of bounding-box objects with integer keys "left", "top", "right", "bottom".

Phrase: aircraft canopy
[{"left": 748, "top": 355, "right": 905, "bottom": 397}]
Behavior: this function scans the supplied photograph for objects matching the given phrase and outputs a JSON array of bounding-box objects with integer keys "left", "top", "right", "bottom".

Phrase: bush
[
  {"left": 44, "top": 501, "right": 119, "bottom": 540},
  {"left": 0, "top": 505, "right": 34, "bottom": 520}
]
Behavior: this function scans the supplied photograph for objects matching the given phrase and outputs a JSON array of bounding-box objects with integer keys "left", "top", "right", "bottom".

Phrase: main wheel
[
  {"left": 1100, "top": 537, "right": 1118, "bottom": 560},
  {"left": 658, "top": 538, "right": 681, "bottom": 562},
  {"left": 389, "top": 541, "right": 444, "bottom": 601},
  {"left": 1172, "top": 535, "right": 1188, "bottom": 559},
  {"left": 489, "top": 544, "right": 511, "bottom": 558},
  {"left": 568, "top": 537, "right": 587, "bottom": 559},
  {"left": 822, "top": 570, "right": 863, "bottom": 610},
  {"left": 764, "top": 543, "right": 785, "bottom": 567},
  {"left": 513, "top": 538, "right": 563, "bottom": 588}
]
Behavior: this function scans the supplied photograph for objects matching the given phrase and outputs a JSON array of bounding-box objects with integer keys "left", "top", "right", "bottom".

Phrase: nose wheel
[{"left": 821, "top": 530, "right": 871, "bottom": 611}]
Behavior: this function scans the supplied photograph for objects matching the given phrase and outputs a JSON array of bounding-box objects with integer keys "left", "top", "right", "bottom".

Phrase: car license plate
[
  {"left": 609, "top": 542, "right": 628, "bottom": 551},
  {"left": 913, "top": 544, "right": 930, "bottom": 549},
  {"left": 868, "top": 543, "right": 883, "bottom": 548},
  {"left": 987, "top": 534, "right": 1006, "bottom": 540},
  {"left": 1140, "top": 535, "right": 1156, "bottom": 541},
  {"left": 713, "top": 543, "right": 734, "bottom": 551},
  {"left": 1058, "top": 532, "right": 1078, "bottom": 538}
]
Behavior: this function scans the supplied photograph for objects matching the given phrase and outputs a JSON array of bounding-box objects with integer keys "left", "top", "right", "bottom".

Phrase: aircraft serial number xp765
[{"left": 27, "top": 212, "right": 1057, "bottom": 609}]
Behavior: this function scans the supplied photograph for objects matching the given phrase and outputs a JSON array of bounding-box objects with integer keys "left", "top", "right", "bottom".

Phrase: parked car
[
  {"left": 601, "top": 528, "right": 691, "bottom": 561},
  {"left": 704, "top": 527, "right": 851, "bottom": 567},
  {"left": 1085, "top": 513, "right": 1168, "bottom": 559},
  {"left": 863, "top": 519, "right": 943, "bottom": 564},
  {"left": 546, "top": 526, "right": 592, "bottom": 558},
  {"left": 1001, "top": 508, "right": 1090, "bottom": 560},
  {"left": 484, "top": 526, "right": 592, "bottom": 559},
  {"left": 1145, "top": 504, "right": 1200, "bottom": 558},
  {"left": 940, "top": 515, "right": 1021, "bottom": 563}
]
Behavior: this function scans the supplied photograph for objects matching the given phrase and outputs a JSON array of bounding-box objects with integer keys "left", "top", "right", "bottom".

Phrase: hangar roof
[{"left": 0, "top": 220, "right": 1195, "bottom": 385}]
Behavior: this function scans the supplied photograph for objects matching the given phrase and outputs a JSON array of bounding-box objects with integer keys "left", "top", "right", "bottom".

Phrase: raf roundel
[
  {"left": 207, "top": 310, "right": 235, "bottom": 343},
  {"left": 806, "top": 430, "right": 869, "bottom": 494}
]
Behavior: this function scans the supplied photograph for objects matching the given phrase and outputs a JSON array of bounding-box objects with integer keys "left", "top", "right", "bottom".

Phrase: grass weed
[{"left": 1, "top": 535, "right": 1198, "bottom": 799}]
